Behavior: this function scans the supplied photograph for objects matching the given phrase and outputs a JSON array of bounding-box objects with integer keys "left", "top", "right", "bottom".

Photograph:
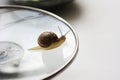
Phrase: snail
[{"left": 29, "top": 27, "right": 70, "bottom": 50}]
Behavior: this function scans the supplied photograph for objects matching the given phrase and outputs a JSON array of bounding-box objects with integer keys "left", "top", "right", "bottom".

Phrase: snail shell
[{"left": 38, "top": 32, "right": 58, "bottom": 48}]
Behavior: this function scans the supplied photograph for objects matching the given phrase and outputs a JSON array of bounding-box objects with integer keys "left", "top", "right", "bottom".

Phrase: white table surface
[
  {"left": 1, "top": 0, "right": 120, "bottom": 80},
  {"left": 52, "top": 0, "right": 120, "bottom": 80}
]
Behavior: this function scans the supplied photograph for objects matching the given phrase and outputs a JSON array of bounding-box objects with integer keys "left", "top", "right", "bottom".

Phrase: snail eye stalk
[{"left": 58, "top": 26, "right": 63, "bottom": 36}]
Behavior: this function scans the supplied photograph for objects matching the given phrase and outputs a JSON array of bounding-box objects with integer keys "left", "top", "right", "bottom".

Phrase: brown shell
[{"left": 38, "top": 32, "right": 58, "bottom": 48}]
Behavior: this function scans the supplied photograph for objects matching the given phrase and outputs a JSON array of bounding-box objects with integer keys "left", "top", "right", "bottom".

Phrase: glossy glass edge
[{"left": 0, "top": 5, "right": 79, "bottom": 79}]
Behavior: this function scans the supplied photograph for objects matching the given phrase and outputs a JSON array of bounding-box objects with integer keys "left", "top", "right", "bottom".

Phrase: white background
[
  {"left": 53, "top": 0, "right": 120, "bottom": 80},
  {"left": 0, "top": 0, "right": 120, "bottom": 80}
]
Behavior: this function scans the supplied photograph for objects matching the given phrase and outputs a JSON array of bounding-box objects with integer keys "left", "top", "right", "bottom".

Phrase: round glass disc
[{"left": 0, "top": 5, "right": 79, "bottom": 80}]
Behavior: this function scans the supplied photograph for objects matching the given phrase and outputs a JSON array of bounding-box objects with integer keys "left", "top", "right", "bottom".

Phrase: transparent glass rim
[{"left": 0, "top": 5, "right": 79, "bottom": 79}]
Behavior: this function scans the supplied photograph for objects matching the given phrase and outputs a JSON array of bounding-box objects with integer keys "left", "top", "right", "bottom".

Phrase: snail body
[{"left": 29, "top": 32, "right": 66, "bottom": 50}]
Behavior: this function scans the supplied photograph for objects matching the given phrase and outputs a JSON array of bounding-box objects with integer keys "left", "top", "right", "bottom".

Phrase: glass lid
[{"left": 0, "top": 5, "right": 79, "bottom": 80}]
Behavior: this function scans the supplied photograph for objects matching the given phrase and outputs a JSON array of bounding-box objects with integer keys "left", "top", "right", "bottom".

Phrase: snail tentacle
[{"left": 29, "top": 36, "right": 66, "bottom": 50}]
